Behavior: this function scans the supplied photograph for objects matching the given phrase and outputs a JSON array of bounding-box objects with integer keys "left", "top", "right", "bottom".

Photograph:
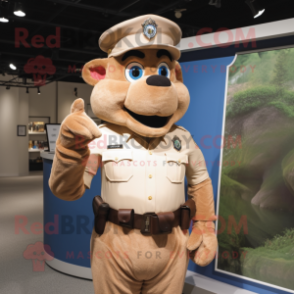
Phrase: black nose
[{"left": 146, "top": 75, "right": 171, "bottom": 87}]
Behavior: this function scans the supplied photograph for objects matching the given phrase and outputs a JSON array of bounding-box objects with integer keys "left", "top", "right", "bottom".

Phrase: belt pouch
[
  {"left": 92, "top": 196, "right": 109, "bottom": 235},
  {"left": 180, "top": 199, "right": 196, "bottom": 230},
  {"left": 180, "top": 207, "right": 191, "bottom": 230},
  {"left": 118, "top": 209, "right": 134, "bottom": 228},
  {"left": 157, "top": 212, "right": 174, "bottom": 234}
]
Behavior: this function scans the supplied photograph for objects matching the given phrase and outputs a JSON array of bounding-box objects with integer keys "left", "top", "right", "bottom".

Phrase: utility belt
[{"left": 92, "top": 196, "right": 196, "bottom": 236}]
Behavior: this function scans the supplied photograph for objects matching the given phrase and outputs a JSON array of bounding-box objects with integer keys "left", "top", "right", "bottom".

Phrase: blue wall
[{"left": 43, "top": 159, "right": 101, "bottom": 267}]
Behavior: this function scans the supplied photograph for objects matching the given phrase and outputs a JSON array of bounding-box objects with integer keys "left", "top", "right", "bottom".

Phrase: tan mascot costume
[{"left": 49, "top": 14, "right": 217, "bottom": 294}]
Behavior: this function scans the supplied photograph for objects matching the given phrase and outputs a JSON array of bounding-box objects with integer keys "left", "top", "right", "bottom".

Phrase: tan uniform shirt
[{"left": 84, "top": 124, "right": 209, "bottom": 214}]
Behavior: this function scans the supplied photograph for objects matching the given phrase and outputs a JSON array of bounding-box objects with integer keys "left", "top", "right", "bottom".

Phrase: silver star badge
[{"left": 141, "top": 18, "right": 158, "bottom": 40}]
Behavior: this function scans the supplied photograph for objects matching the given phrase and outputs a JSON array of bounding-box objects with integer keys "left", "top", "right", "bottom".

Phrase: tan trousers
[{"left": 90, "top": 221, "right": 189, "bottom": 294}]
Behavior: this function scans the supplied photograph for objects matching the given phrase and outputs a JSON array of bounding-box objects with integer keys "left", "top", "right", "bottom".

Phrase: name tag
[{"left": 107, "top": 144, "right": 123, "bottom": 149}]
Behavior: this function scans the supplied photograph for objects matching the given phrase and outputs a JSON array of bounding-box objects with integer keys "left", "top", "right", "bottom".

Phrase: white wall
[
  {"left": 18, "top": 88, "right": 29, "bottom": 176},
  {"left": 0, "top": 77, "right": 94, "bottom": 177},
  {"left": 27, "top": 81, "right": 92, "bottom": 124},
  {"left": 0, "top": 87, "right": 29, "bottom": 177},
  {"left": 29, "top": 82, "right": 57, "bottom": 123},
  {"left": 57, "top": 81, "right": 92, "bottom": 123}
]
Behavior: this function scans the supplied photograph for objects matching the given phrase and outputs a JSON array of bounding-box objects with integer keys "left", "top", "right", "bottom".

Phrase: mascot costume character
[{"left": 49, "top": 14, "right": 217, "bottom": 294}]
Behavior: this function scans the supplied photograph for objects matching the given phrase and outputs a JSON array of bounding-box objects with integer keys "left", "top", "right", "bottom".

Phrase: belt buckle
[{"left": 141, "top": 213, "right": 156, "bottom": 236}]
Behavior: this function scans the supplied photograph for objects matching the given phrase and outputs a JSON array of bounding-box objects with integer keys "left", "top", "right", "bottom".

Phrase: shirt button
[
  {"left": 149, "top": 151, "right": 152, "bottom": 155},
  {"left": 148, "top": 196, "right": 152, "bottom": 200},
  {"left": 178, "top": 159, "right": 181, "bottom": 163},
  {"left": 149, "top": 174, "right": 152, "bottom": 179},
  {"left": 115, "top": 157, "right": 118, "bottom": 161}
]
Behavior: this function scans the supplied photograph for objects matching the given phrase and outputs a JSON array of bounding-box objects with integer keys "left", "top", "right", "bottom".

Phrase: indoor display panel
[{"left": 216, "top": 47, "right": 294, "bottom": 292}]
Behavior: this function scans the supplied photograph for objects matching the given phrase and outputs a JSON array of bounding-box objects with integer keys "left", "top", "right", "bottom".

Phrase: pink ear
[{"left": 90, "top": 66, "right": 106, "bottom": 81}]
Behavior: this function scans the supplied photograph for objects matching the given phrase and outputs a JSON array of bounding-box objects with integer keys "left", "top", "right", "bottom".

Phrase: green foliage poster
[{"left": 216, "top": 48, "right": 294, "bottom": 292}]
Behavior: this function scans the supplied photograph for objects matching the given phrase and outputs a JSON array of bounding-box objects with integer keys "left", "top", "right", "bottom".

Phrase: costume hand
[
  {"left": 186, "top": 220, "right": 217, "bottom": 267},
  {"left": 58, "top": 98, "right": 101, "bottom": 152}
]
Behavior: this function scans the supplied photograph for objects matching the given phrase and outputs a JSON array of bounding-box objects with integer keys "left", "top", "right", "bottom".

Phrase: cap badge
[
  {"left": 172, "top": 136, "right": 182, "bottom": 151},
  {"left": 142, "top": 18, "right": 157, "bottom": 40}
]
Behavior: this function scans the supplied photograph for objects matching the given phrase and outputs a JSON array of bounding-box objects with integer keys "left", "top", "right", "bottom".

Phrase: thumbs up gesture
[{"left": 58, "top": 98, "right": 101, "bottom": 153}]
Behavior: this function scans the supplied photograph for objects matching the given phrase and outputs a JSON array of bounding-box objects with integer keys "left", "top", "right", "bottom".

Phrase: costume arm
[
  {"left": 84, "top": 153, "right": 101, "bottom": 189},
  {"left": 187, "top": 179, "right": 216, "bottom": 222},
  {"left": 49, "top": 143, "right": 89, "bottom": 201},
  {"left": 185, "top": 139, "right": 215, "bottom": 221},
  {"left": 48, "top": 99, "right": 101, "bottom": 201},
  {"left": 185, "top": 136, "right": 217, "bottom": 267}
]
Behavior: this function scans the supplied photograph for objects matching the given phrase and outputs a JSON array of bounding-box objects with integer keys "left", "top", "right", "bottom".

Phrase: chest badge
[
  {"left": 172, "top": 136, "right": 182, "bottom": 151},
  {"left": 142, "top": 18, "right": 157, "bottom": 40},
  {"left": 107, "top": 144, "right": 123, "bottom": 149}
]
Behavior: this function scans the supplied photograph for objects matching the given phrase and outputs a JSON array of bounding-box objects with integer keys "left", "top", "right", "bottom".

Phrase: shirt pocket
[
  {"left": 165, "top": 153, "right": 188, "bottom": 183},
  {"left": 102, "top": 150, "right": 133, "bottom": 182}
]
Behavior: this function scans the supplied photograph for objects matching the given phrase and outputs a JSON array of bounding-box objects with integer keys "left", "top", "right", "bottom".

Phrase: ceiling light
[
  {"left": 37, "top": 87, "right": 41, "bottom": 95},
  {"left": 254, "top": 9, "right": 265, "bottom": 18},
  {"left": 13, "top": 2, "right": 26, "bottom": 17},
  {"left": 0, "top": 8, "right": 9, "bottom": 22},
  {"left": 0, "top": 16, "right": 9, "bottom": 22},
  {"left": 174, "top": 9, "right": 186, "bottom": 19},
  {"left": 175, "top": 11, "right": 182, "bottom": 18},
  {"left": 245, "top": 0, "right": 265, "bottom": 18},
  {"left": 9, "top": 63, "right": 16, "bottom": 70}
]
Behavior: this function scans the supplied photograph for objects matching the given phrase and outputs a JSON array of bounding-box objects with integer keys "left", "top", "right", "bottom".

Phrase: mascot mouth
[{"left": 125, "top": 107, "right": 171, "bottom": 128}]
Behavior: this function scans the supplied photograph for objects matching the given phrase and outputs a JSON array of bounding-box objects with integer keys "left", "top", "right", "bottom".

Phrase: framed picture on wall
[
  {"left": 17, "top": 125, "right": 26, "bottom": 136},
  {"left": 215, "top": 47, "right": 294, "bottom": 293}
]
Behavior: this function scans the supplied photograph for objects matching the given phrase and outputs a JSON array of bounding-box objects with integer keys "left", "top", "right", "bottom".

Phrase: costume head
[{"left": 82, "top": 14, "right": 190, "bottom": 137}]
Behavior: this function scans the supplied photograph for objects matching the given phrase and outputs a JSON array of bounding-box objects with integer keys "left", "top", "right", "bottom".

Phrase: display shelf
[
  {"left": 28, "top": 149, "right": 45, "bottom": 153},
  {"left": 28, "top": 131, "right": 46, "bottom": 135}
]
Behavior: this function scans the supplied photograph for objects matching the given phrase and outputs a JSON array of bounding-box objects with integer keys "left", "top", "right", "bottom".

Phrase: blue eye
[
  {"left": 157, "top": 63, "right": 170, "bottom": 78},
  {"left": 125, "top": 62, "right": 144, "bottom": 82}
]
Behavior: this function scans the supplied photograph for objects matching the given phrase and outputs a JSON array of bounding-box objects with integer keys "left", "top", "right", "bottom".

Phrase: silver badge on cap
[{"left": 142, "top": 18, "right": 157, "bottom": 40}]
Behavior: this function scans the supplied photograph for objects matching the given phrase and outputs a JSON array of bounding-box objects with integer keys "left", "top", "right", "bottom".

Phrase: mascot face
[{"left": 82, "top": 48, "right": 190, "bottom": 137}]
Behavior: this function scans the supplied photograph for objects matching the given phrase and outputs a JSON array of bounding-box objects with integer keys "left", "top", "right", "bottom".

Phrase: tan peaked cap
[{"left": 99, "top": 14, "right": 182, "bottom": 60}]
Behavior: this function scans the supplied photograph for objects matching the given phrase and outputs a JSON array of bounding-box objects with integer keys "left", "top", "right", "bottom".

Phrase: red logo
[
  {"left": 24, "top": 55, "right": 56, "bottom": 86},
  {"left": 23, "top": 241, "right": 54, "bottom": 272}
]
